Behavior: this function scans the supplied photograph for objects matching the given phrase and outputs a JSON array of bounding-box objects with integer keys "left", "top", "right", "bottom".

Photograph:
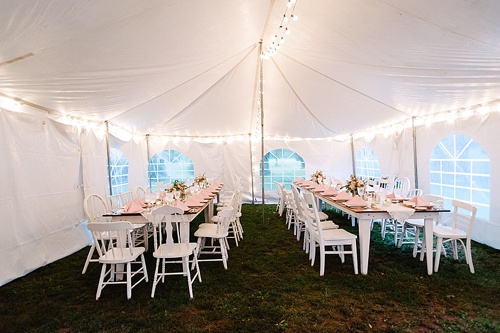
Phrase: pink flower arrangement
[{"left": 342, "top": 175, "right": 365, "bottom": 196}]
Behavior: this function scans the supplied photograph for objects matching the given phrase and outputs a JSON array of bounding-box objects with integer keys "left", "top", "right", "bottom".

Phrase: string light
[{"left": 261, "top": 0, "right": 299, "bottom": 59}]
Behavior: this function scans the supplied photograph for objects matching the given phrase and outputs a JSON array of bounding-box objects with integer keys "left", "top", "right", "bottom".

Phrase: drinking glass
[{"left": 165, "top": 192, "right": 174, "bottom": 205}]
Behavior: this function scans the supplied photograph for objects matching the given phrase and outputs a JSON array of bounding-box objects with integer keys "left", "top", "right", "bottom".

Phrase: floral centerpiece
[
  {"left": 168, "top": 180, "right": 188, "bottom": 199},
  {"left": 194, "top": 173, "right": 208, "bottom": 186},
  {"left": 311, "top": 170, "right": 325, "bottom": 184},
  {"left": 342, "top": 175, "right": 365, "bottom": 196}
]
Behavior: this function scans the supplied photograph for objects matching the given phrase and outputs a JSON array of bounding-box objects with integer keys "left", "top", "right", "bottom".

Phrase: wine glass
[
  {"left": 174, "top": 190, "right": 181, "bottom": 201},
  {"left": 165, "top": 192, "right": 174, "bottom": 205}
]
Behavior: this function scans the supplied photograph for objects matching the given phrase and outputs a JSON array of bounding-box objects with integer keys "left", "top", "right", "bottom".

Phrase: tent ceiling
[{"left": 1, "top": 0, "right": 500, "bottom": 137}]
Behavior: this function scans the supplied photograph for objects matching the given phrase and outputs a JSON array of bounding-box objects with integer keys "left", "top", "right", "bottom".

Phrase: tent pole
[
  {"left": 249, "top": 134, "right": 255, "bottom": 204},
  {"left": 105, "top": 121, "right": 113, "bottom": 196},
  {"left": 259, "top": 40, "right": 265, "bottom": 222},
  {"left": 350, "top": 134, "right": 356, "bottom": 176},
  {"left": 146, "top": 134, "right": 151, "bottom": 188},
  {"left": 412, "top": 117, "right": 419, "bottom": 189}
]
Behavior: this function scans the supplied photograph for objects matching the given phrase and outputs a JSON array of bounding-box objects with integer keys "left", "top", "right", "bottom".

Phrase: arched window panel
[
  {"left": 430, "top": 134, "right": 490, "bottom": 219},
  {"left": 108, "top": 148, "right": 129, "bottom": 195},
  {"left": 355, "top": 145, "right": 381, "bottom": 180},
  {"left": 149, "top": 150, "right": 194, "bottom": 189},
  {"left": 260, "top": 148, "right": 305, "bottom": 190}
]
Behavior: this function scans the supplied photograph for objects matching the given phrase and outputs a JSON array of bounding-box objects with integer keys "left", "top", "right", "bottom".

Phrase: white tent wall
[
  {"left": 353, "top": 114, "right": 500, "bottom": 250},
  {"left": 260, "top": 139, "right": 354, "bottom": 203},
  {"left": 353, "top": 132, "right": 404, "bottom": 180},
  {"left": 147, "top": 137, "right": 254, "bottom": 202},
  {"left": 81, "top": 127, "right": 108, "bottom": 200},
  {"left": 0, "top": 110, "right": 89, "bottom": 286},
  {"left": 415, "top": 113, "right": 500, "bottom": 250},
  {"left": 108, "top": 134, "right": 149, "bottom": 195}
]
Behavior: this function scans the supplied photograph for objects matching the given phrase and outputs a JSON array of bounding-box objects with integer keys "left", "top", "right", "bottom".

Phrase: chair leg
[
  {"left": 319, "top": 246, "right": 325, "bottom": 276},
  {"left": 466, "top": 239, "right": 475, "bottom": 273},
  {"left": 310, "top": 240, "right": 316, "bottom": 266},
  {"left": 184, "top": 256, "right": 194, "bottom": 299},
  {"left": 82, "top": 243, "right": 96, "bottom": 274},
  {"left": 96, "top": 263, "right": 107, "bottom": 300},
  {"left": 220, "top": 238, "right": 228, "bottom": 269},
  {"left": 140, "top": 253, "right": 149, "bottom": 282},
  {"left": 338, "top": 245, "right": 345, "bottom": 263},
  {"left": 434, "top": 237, "right": 444, "bottom": 272},
  {"left": 192, "top": 254, "right": 202, "bottom": 282},
  {"left": 151, "top": 259, "right": 160, "bottom": 298},
  {"left": 412, "top": 227, "right": 421, "bottom": 257},
  {"left": 191, "top": 237, "right": 203, "bottom": 270},
  {"left": 126, "top": 262, "right": 132, "bottom": 300}
]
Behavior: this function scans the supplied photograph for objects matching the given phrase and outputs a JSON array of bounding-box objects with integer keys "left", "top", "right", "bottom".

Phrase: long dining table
[
  {"left": 296, "top": 182, "right": 448, "bottom": 275},
  {"left": 103, "top": 183, "right": 223, "bottom": 250}
]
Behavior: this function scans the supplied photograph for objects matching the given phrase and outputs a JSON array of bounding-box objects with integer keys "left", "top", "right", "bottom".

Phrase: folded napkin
[
  {"left": 334, "top": 191, "right": 352, "bottom": 201},
  {"left": 385, "top": 204, "right": 415, "bottom": 222},
  {"left": 201, "top": 189, "right": 213, "bottom": 198},
  {"left": 387, "top": 192, "right": 405, "bottom": 200},
  {"left": 174, "top": 200, "right": 189, "bottom": 211},
  {"left": 408, "top": 196, "right": 431, "bottom": 207},
  {"left": 124, "top": 200, "right": 143, "bottom": 213},
  {"left": 345, "top": 195, "right": 368, "bottom": 207},
  {"left": 322, "top": 187, "right": 338, "bottom": 196},
  {"left": 159, "top": 191, "right": 166, "bottom": 199},
  {"left": 185, "top": 197, "right": 203, "bottom": 207},
  {"left": 311, "top": 184, "right": 326, "bottom": 192},
  {"left": 293, "top": 178, "right": 304, "bottom": 184}
]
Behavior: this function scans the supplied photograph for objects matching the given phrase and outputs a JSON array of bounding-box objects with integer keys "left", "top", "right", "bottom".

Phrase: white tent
[{"left": 1, "top": 0, "right": 499, "bottom": 285}]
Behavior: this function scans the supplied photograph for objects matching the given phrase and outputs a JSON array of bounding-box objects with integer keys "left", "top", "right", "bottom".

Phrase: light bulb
[
  {"left": 286, "top": 27, "right": 290, "bottom": 35},
  {"left": 283, "top": 15, "right": 289, "bottom": 22},
  {"left": 291, "top": 14, "right": 298, "bottom": 21}
]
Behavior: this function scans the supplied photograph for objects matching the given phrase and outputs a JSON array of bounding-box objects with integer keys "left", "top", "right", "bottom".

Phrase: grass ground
[{"left": 0, "top": 204, "right": 499, "bottom": 333}]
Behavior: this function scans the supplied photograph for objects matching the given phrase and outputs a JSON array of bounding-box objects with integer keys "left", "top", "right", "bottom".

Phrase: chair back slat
[
  {"left": 452, "top": 199, "right": 477, "bottom": 236},
  {"left": 84, "top": 194, "right": 110, "bottom": 222},
  {"left": 88, "top": 221, "right": 134, "bottom": 260},
  {"left": 151, "top": 206, "right": 185, "bottom": 254}
]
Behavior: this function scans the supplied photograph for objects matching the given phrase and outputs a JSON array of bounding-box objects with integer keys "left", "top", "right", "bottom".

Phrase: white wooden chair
[
  {"left": 394, "top": 177, "right": 410, "bottom": 197},
  {"left": 135, "top": 186, "right": 146, "bottom": 200},
  {"left": 150, "top": 206, "right": 201, "bottom": 298},
  {"left": 87, "top": 221, "right": 148, "bottom": 300},
  {"left": 432, "top": 200, "right": 477, "bottom": 273},
  {"left": 82, "top": 194, "right": 112, "bottom": 274},
  {"left": 193, "top": 208, "right": 234, "bottom": 269},
  {"left": 302, "top": 192, "right": 358, "bottom": 276},
  {"left": 397, "top": 194, "right": 444, "bottom": 256}
]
